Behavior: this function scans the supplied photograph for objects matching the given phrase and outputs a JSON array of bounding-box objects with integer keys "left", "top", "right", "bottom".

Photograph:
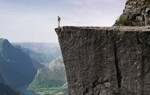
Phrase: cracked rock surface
[{"left": 56, "top": 26, "right": 150, "bottom": 95}]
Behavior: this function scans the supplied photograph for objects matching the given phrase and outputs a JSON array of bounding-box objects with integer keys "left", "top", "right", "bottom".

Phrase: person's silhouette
[{"left": 58, "top": 16, "right": 61, "bottom": 27}]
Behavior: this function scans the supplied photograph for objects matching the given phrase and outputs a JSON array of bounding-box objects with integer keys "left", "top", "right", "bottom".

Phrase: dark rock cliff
[
  {"left": 56, "top": 26, "right": 150, "bottom": 95},
  {"left": 114, "top": 0, "right": 150, "bottom": 26}
]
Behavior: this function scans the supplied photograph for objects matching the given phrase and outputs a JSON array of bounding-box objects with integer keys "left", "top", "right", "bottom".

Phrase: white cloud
[{"left": 65, "top": 0, "right": 83, "bottom": 5}]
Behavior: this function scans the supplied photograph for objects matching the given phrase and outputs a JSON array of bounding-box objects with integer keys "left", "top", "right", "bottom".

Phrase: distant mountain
[
  {"left": 48, "top": 56, "right": 65, "bottom": 74},
  {"left": 12, "top": 43, "right": 61, "bottom": 65},
  {"left": 0, "top": 83, "right": 23, "bottom": 95},
  {"left": 0, "top": 39, "right": 43, "bottom": 88},
  {"left": 29, "top": 56, "right": 68, "bottom": 95}
]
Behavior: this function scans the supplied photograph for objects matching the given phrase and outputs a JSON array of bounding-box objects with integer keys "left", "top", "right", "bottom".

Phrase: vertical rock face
[
  {"left": 56, "top": 26, "right": 150, "bottom": 95},
  {"left": 114, "top": 0, "right": 150, "bottom": 26}
]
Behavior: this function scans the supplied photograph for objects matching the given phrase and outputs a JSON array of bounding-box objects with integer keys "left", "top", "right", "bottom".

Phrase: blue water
[{"left": 17, "top": 85, "right": 36, "bottom": 95}]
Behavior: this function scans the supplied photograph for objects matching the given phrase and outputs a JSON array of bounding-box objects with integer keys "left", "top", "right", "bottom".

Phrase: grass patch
[{"left": 115, "top": 16, "right": 133, "bottom": 26}]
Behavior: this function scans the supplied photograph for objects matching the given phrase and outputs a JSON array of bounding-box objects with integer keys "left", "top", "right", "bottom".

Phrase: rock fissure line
[{"left": 113, "top": 41, "right": 122, "bottom": 88}]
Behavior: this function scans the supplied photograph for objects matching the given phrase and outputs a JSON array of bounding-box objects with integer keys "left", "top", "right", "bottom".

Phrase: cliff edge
[
  {"left": 56, "top": 26, "right": 150, "bottom": 95},
  {"left": 55, "top": 0, "right": 150, "bottom": 95}
]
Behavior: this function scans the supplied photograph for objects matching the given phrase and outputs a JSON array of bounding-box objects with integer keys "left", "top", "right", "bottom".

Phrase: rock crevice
[{"left": 113, "top": 41, "right": 122, "bottom": 89}]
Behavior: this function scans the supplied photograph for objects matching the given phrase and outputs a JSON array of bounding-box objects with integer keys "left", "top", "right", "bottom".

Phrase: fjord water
[{"left": 18, "top": 86, "right": 36, "bottom": 95}]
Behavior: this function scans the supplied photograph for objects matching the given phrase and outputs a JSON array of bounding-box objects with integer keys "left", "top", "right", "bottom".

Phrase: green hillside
[
  {"left": 29, "top": 56, "right": 68, "bottom": 95},
  {"left": 0, "top": 39, "right": 43, "bottom": 88}
]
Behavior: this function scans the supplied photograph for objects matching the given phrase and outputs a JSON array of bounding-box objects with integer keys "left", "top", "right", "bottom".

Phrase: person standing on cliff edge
[{"left": 58, "top": 16, "right": 61, "bottom": 27}]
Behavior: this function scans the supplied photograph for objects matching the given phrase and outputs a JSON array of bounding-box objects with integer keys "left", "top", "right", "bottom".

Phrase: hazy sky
[{"left": 0, "top": 0, "right": 126, "bottom": 43}]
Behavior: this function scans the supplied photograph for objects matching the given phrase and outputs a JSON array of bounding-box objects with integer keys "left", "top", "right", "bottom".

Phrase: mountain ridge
[
  {"left": 0, "top": 38, "right": 43, "bottom": 95},
  {"left": 12, "top": 42, "right": 61, "bottom": 65}
]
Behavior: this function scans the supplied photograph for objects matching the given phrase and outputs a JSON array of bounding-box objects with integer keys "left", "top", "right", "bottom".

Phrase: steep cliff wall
[
  {"left": 56, "top": 26, "right": 150, "bottom": 95},
  {"left": 114, "top": 0, "right": 150, "bottom": 26}
]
